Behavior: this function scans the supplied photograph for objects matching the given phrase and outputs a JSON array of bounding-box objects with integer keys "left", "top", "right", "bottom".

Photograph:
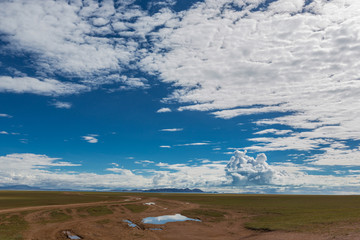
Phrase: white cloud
[
  {"left": 0, "top": 113, "right": 12, "bottom": 118},
  {"left": 0, "top": 76, "right": 89, "bottom": 96},
  {"left": 137, "top": 0, "right": 360, "bottom": 162},
  {"left": 246, "top": 135, "right": 326, "bottom": 151},
  {"left": 225, "top": 150, "right": 286, "bottom": 185},
  {"left": 160, "top": 128, "right": 183, "bottom": 132},
  {"left": 268, "top": 0, "right": 305, "bottom": 14},
  {"left": 160, "top": 145, "right": 171, "bottom": 148},
  {"left": 0, "top": 153, "right": 80, "bottom": 171},
  {"left": 0, "top": 153, "right": 151, "bottom": 190},
  {"left": 1, "top": 0, "right": 360, "bottom": 168},
  {"left": 105, "top": 168, "right": 135, "bottom": 175},
  {"left": 0, "top": 152, "right": 360, "bottom": 193},
  {"left": 308, "top": 146, "right": 360, "bottom": 166},
  {"left": 157, "top": 107, "right": 172, "bottom": 113},
  {"left": 135, "top": 160, "right": 155, "bottom": 166},
  {"left": 0, "top": 0, "right": 156, "bottom": 91},
  {"left": 154, "top": 161, "right": 229, "bottom": 188},
  {"left": 82, "top": 134, "right": 99, "bottom": 143},
  {"left": 254, "top": 128, "right": 293, "bottom": 135},
  {"left": 0, "top": 131, "right": 18, "bottom": 135},
  {"left": 51, "top": 101, "right": 72, "bottom": 109},
  {"left": 175, "top": 142, "right": 210, "bottom": 146}
]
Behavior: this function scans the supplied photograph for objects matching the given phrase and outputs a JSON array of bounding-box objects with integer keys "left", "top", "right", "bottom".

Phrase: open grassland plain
[{"left": 1, "top": 191, "right": 360, "bottom": 239}]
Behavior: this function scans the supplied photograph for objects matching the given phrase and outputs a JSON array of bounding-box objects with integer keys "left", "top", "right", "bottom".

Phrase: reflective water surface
[
  {"left": 63, "top": 231, "right": 81, "bottom": 239},
  {"left": 142, "top": 214, "right": 201, "bottom": 225},
  {"left": 123, "top": 219, "right": 139, "bottom": 228}
]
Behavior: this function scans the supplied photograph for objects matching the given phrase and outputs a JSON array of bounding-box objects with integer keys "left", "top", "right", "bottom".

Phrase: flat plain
[{"left": 1, "top": 191, "right": 360, "bottom": 240}]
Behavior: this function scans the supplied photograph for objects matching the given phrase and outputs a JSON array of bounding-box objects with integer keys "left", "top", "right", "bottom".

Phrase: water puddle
[
  {"left": 149, "top": 228, "right": 162, "bottom": 230},
  {"left": 63, "top": 230, "right": 81, "bottom": 239},
  {"left": 142, "top": 214, "right": 201, "bottom": 225},
  {"left": 144, "top": 202, "right": 155, "bottom": 205},
  {"left": 123, "top": 219, "right": 140, "bottom": 228}
]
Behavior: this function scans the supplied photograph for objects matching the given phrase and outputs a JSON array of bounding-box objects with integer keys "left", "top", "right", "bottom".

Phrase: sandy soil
[{"left": 1, "top": 196, "right": 359, "bottom": 240}]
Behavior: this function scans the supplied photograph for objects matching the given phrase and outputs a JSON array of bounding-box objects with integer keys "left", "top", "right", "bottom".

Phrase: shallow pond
[
  {"left": 123, "top": 219, "right": 139, "bottom": 228},
  {"left": 63, "top": 230, "right": 81, "bottom": 239},
  {"left": 142, "top": 214, "right": 201, "bottom": 225}
]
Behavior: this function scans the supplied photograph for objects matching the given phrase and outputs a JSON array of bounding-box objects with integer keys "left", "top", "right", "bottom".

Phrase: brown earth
[{"left": 1, "top": 196, "right": 359, "bottom": 240}]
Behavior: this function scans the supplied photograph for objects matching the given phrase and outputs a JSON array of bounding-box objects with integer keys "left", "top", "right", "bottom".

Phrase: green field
[
  {"left": 0, "top": 191, "right": 126, "bottom": 210},
  {"left": 151, "top": 193, "right": 360, "bottom": 232},
  {"left": 1, "top": 191, "right": 360, "bottom": 237}
]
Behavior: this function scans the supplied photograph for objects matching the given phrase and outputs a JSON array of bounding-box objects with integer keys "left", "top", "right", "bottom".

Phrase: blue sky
[{"left": 1, "top": 0, "right": 360, "bottom": 193}]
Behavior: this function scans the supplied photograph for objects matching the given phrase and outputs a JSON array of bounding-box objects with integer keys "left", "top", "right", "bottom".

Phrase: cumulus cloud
[
  {"left": 82, "top": 134, "right": 99, "bottom": 143},
  {"left": 157, "top": 107, "right": 172, "bottom": 113},
  {"left": 0, "top": 151, "right": 360, "bottom": 193},
  {"left": 51, "top": 101, "right": 72, "bottom": 109},
  {"left": 160, "top": 128, "right": 183, "bottom": 132},
  {"left": 225, "top": 150, "right": 285, "bottom": 185}
]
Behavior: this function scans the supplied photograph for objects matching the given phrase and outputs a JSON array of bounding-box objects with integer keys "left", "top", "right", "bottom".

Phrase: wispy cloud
[
  {"left": 175, "top": 142, "right": 210, "bottom": 146},
  {"left": 160, "top": 128, "right": 183, "bottom": 132},
  {"left": 0, "top": 113, "right": 12, "bottom": 118},
  {"left": 160, "top": 145, "right": 171, "bottom": 148},
  {"left": 254, "top": 129, "right": 293, "bottom": 135},
  {"left": 157, "top": 108, "right": 171, "bottom": 113},
  {"left": 135, "top": 160, "right": 155, "bottom": 167},
  {"left": 82, "top": 134, "right": 99, "bottom": 144},
  {"left": 0, "top": 131, "right": 9, "bottom": 135},
  {"left": 0, "top": 76, "right": 89, "bottom": 96},
  {"left": 51, "top": 101, "right": 72, "bottom": 109}
]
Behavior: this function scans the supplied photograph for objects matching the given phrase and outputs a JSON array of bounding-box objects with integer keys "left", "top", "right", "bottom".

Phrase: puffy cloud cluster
[
  {"left": 1, "top": 151, "right": 360, "bottom": 193},
  {"left": 1, "top": 0, "right": 360, "bottom": 179},
  {"left": 225, "top": 150, "right": 284, "bottom": 185},
  {"left": 0, "top": 0, "right": 171, "bottom": 93},
  {"left": 139, "top": 0, "right": 360, "bottom": 163}
]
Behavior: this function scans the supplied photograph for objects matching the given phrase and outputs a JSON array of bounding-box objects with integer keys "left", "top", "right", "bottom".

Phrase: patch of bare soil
[{"left": 4, "top": 196, "right": 359, "bottom": 240}]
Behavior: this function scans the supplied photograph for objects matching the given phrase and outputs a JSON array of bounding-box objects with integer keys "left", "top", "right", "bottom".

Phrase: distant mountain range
[
  {"left": 142, "top": 188, "right": 204, "bottom": 193},
  {"left": 0, "top": 185, "right": 43, "bottom": 190},
  {"left": 0, "top": 185, "right": 205, "bottom": 193}
]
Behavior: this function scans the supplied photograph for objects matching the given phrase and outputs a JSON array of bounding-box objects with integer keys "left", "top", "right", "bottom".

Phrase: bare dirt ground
[{"left": 2, "top": 196, "right": 359, "bottom": 240}]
